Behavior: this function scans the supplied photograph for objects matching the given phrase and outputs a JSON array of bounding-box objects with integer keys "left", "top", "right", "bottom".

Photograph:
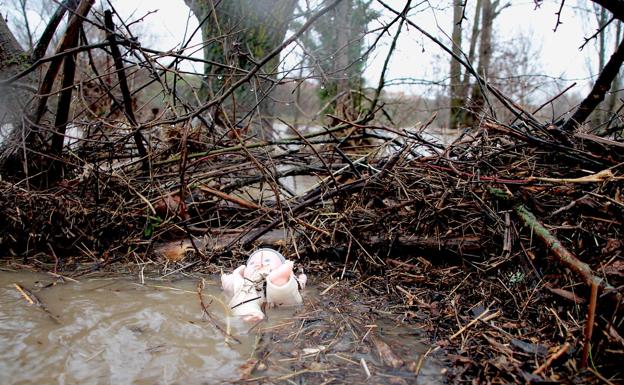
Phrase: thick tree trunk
[
  {"left": 184, "top": 0, "right": 297, "bottom": 136},
  {"left": 335, "top": 0, "right": 352, "bottom": 102},
  {"left": 0, "top": 16, "right": 31, "bottom": 164}
]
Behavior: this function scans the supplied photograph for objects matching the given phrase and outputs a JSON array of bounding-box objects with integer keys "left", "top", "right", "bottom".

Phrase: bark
[
  {"left": 562, "top": 37, "right": 624, "bottom": 132},
  {"left": 184, "top": 0, "right": 297, "bottom": 135},
  {"left": 0, "top": 15, "right": 31, "bottom": 164},
  {"left": 467, "top": 0, "right": 494, "bottom": 127},
  {"left": 458, "top": 0, "right": 482, "bottom": 127},
  {"left": 449, "top": 0, "right": 464, "bottom": 129}
]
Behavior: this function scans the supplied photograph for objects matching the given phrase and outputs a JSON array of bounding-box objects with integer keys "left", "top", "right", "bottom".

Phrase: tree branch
[
  {"left": 562, "top": 38, "right": 624, "bottom": 131},
  {"left": 590, "top": 0, "right": 624, "bottom": 23},
  {"left": 104, "top": 10, "right": 149, "bottom": 172},
  {"left": 31, "top": 0, "right": 79, "bottom": 62}
]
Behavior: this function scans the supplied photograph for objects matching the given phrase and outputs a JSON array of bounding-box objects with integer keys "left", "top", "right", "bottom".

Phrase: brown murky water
[
  {"left": 0, "top": 271, "right": 256, "bottom": 385},
  {"left": 0, "top": 270, "right": 445, "bottom": 385}
]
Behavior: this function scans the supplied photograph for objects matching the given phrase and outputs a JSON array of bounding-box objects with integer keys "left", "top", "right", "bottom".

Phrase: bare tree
[
  {"left": 570, "top": 1, "right": 624, "bottom": 132},
  {"left": 449, "top": 0, "right": 464, "bottom": 129},
  {"left": 463, "top": 0, "right": 504, "bottom": 127},
  {"left": 184, "top": 0, "right": 297, "bottom": 133},
  {"left": 0, "top": 15, "right": 30, "bottom": 146}
]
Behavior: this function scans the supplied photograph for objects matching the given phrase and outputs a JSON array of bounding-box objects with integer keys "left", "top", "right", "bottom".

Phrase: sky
[
  {"left": 107, "top": 0, "right": 603, "bottom": 102},
  {"left": 2, "top": 0, "right": 607, "bottom": 102}
]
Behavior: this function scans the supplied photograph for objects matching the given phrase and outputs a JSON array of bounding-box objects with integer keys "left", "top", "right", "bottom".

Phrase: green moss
[{"left": 3, "top": 52, "right": 30, "bottom": 69}]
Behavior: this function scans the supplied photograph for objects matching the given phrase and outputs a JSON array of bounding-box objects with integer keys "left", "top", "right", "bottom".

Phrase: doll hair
[{"left": 247, "top": 248, "right": 286, "bottom": 264}]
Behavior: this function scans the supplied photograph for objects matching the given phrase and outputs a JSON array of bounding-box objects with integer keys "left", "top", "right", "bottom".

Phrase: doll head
[{"left": 245, "top": 248, "right": 285, "bottom": 276}]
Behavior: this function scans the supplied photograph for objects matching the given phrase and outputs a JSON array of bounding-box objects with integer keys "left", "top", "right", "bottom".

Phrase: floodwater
[
  {"left": 0, "top": 271, "right": 255, "bottom": 385},
  {"left": 0, "top": 270, "right": 445, "bottom": 385}
]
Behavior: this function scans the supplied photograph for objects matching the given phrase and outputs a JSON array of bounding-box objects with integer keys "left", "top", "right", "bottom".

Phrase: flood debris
[
  {"left": 236, "top": 280, "right": 446, "bottom": 384},
  {"left": 1, "top": 108, "right": 622, "bottom": 383},
  {"left": 13, "top": 282, "right": 61, "bottom": 324},
  {"left": 0, "top": 5, "right": 623, "bottom": 383}
]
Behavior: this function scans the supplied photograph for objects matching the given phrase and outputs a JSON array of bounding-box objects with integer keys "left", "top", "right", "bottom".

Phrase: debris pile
[{"left": 1, "top": 110, "right": 623, "bottom": 383}]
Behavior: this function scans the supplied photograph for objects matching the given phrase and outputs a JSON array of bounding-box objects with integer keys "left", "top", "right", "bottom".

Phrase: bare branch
[{"left": 562, "top": 38, "right": 624, "bottom": 131}]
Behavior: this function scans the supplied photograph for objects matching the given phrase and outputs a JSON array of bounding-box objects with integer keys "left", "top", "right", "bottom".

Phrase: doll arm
[
  {"left": 266, "top": 260, "right": 303, "bottom": 306},
  {"left": 297, "top": 273, "right": 307, "bottom": 289},
  {"left": 267, "top": 260, "right": 294, "bottom": 286},
  {"left": 221, "top": 265, "right": 245, "bottom": 297},
  {"left": 267, "top": 260, "right": 306, "bottom": 289}
]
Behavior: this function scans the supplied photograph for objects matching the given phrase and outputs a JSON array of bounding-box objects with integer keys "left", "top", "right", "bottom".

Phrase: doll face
[{"left": 247, "top": 250, "right": 283, "bottom": 273}]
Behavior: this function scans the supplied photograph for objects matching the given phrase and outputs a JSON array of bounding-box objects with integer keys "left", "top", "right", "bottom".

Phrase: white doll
[{"left": 221, "top": 248, "right": 307, "bottom": 322}]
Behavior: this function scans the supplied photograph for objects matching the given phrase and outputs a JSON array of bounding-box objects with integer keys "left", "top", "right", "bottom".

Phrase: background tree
[
  {"left": 0, "top": 15, "right": 29, "bottom": 137},
  {"left": 296, "top": 0, "right": 377, "bottom": 119},
  {"left": 578, "top": 2, "right": 624, "bottom": 131},
  {"left": 0, "top": 0, "right": 86, "bottom": 175},
  {"left": 449, "top": 0, "right": 464, "bottom": 129},
  {"left": 454, "top": 0, "right": 507, "bottom": 128},
  {"left": 184, "top": 0, "right": 297, "bottom": 133}
]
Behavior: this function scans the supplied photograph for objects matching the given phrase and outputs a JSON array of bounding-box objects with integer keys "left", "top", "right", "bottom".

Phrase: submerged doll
[{"left": 221, "top": 248, "right": 307, "bottom": 322}]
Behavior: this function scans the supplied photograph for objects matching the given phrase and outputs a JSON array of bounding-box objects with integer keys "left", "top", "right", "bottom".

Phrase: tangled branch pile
[
  {"left": 1, "top": 100, "right": 623, "bottom": 380},
  {"left": 0, "top": 1, "right": 623, "bottom": 382}
]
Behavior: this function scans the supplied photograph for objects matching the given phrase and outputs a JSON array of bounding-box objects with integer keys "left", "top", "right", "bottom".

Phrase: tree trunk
[
  {"left": 0, "top": 16, "right": 31, "bottom": 164},
  {"left": 335, "top": 0, "right": 352, "bottom": 106},
  {"left": 467, "top": 0, "right": 494, "bottom": 127},
  {"left": 458, "top": 0, "right": 482, "bottom": 127},
  {"left": 562, "top": 37, "right": 624, "bottom": 132},
  {"left": 184, "top": 0, "right": 297, "bottom": 136},
  {"left": 449, "top": 0, "right": 464, "bottom": 129},
  {"left": 606, "top": 21, "right": 622, "bottom": 127},
  {"left": 593, "top": 5, "right": 608, "bottom": 127}
]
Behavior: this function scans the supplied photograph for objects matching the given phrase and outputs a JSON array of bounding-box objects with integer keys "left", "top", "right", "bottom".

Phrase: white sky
[
  {"left": 110, "top": 0, "right": 603, "bottom": 102},
  {"left": 2, "top": 0, "right": 605, "bottom": 102}
]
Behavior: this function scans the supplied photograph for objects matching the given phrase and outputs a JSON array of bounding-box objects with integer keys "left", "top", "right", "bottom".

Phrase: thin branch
[
  {"left": 103, "top": 9, "right": 149, "bottom": 171},
  {"left": 553, "top": 0, "right": 565, "bottom": 32},
  {"left": 580, "top": 15, "right": 615, "bottom": 51}
]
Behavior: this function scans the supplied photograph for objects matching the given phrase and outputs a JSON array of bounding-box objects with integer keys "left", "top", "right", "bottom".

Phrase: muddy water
[
  {"left": 0, "top": 271, "right": 256, "bottom": 385},
  {"left": 0, "top": 271, "right": 445, "bottom": 384}
]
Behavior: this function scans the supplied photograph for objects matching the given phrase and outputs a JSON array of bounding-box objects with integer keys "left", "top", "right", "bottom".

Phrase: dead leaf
[
  {"left": 371, "top": 334, "right": 404, "bottom": 368},
  {"left": 603, "top": 260, "right": 624, "bottom": 278},
  {"left": 238, "top": 359, "right": 258, "bottom": 379}
]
